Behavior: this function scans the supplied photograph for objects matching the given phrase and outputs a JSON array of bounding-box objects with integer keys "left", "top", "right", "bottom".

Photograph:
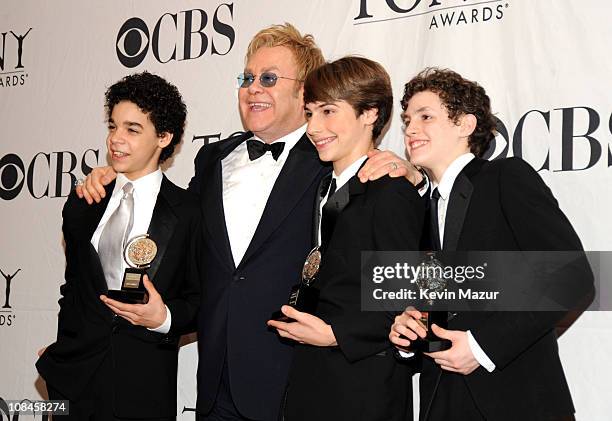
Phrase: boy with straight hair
[{"left": 269, "top": 56, "right": 424, "bottom": 421}]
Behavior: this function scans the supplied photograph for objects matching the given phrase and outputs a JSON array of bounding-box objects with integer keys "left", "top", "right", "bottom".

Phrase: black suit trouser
[
  {"left": 424, "top": 370, "right": 576, "bottom": 421},
  {"left": 47, "top": 352, "right": 175, "bottom": 421},
  {"left": 197, "top": 356, "right": 259, "bottom": 421}
]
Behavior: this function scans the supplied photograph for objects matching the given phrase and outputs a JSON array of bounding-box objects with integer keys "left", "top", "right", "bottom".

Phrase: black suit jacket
[
  {"left": 189, "top": 132, "right": 330, "bottom": 420},
  {"left": 420, "top": 157, "right": 594, "bottom": 421},
  {"left": 36, "top": 175, "right": 201, "bottom": 419},
  {"left": 284, "top": 173, "right": 425, "bottom": 421}
]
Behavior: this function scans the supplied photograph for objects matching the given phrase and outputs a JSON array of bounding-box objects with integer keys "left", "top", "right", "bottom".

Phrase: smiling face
[
  {"left": 306, "top": 100, "right": 376, "bottom": 175},
  {"left": 402, "top": 90, "right": 474, "bottom": 183},
  {"left": 238, "top": 46, "right": 306, "bottom": 143},
  {"left": 106, "top": 101, "right": 171, "bottom": 180}
]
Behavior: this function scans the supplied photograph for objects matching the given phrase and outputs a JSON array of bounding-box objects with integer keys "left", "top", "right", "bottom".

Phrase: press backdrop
[{"left": 1, "top": 1, "right": 610, "bottom": 419}]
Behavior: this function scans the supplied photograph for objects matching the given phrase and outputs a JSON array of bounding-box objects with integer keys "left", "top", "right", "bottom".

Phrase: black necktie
[
  {"left": 430, "top": 187, "right": 442, "bottom": 251},
  {"left": 320, "top": 178, "right": 343, "bottom": 251},
  {"left": 246, "top": 139, "right": 285, "bottom": 161},
  {"left": 327, "top": 178, "right": 337, "bottom": 199}
]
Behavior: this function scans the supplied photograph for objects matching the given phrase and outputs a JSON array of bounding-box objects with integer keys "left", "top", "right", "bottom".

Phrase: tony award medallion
[
  {"left": 106, "top": 234, "right": 157, "bottom": 304},
  {"left": 272, "top": 246, "right": 321, "bottom": 322},
  {"left": 411, "top": 251, "right": 451, "bottom": 352}
]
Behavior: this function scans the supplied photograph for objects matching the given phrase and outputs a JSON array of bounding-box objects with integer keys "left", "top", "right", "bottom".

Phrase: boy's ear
[
  {"left": 459, "top": 113, "right": 477, "bottom": 138},
  {"left": 362, "top": 108, "right": 379, "bottom": 126},
  {"left": 158, "top": 132, "right": 173, "bottom": 149}
]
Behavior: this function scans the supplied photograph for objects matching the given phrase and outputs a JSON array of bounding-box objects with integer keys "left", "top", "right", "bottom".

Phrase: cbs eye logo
[
  {"left": 0, "top": 154, "right": 24, "bottom": 201},
  {"left": 115, "top": 6, "right": 235, "bottom": 68},
  {"left": 116, "top": 17, "right": 149, "bottom": 68},
  {"left": 0, "top": 150, "right": 99, "bottom": 201}
]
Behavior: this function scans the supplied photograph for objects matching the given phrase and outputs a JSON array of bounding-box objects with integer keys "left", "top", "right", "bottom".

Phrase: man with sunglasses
[{"left": 77, "top": 23, "right": 418, "bottom": 421}]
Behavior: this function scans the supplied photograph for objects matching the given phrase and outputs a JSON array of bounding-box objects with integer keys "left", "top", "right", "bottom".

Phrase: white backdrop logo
[
  {"left": 0, "top": 27, "right": 32, "bottom": 88},
  {"left": 116, "top": 4, "right": 235, "bottom": 68},
  {"left": 354, "top": 0, "right": 509, "bottom": 29}
]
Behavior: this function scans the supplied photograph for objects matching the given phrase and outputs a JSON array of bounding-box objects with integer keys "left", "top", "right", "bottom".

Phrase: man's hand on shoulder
[
  {"left": 358, "top": 149, "right": 423, "bottom": 186},
  {"left": 76, "top": 166, "right": 117, "bottom": 204}
]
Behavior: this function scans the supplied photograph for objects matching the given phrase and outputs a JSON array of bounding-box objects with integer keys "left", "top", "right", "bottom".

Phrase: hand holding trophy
[
  {"left": 271, "top": 246, "right": 321, "bottom": 322},
  {"left": 106, "top": 234, "right": 157, "bottom": 304},
  {"left": 410, "top": 251, "right": 451, "bottom": 352}
]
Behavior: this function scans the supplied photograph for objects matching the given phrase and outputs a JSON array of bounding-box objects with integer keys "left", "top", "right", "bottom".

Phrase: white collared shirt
[
  {"left": 431, "top": 152, "right": 475, "bottom": 247},
  {"left": 431, "top": 152, "right": 496, "bottom": 373},
  {"left": 317, "top": 155, "right": 368, "bottom": 244},
  {"left": 91, "top": 168, "right": 170, "bottom": 333},
  {"left": 222, "top": 125, "right": 306, "bottom": 266}
]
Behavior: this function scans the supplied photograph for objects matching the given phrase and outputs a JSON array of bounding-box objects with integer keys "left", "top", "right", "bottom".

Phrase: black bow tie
[{"left": 246, "top": 139, "right": 285, "bottom": 161}]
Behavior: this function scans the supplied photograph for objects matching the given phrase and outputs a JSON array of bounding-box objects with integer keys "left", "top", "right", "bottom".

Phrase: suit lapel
[
  {"left": 202, "top": 134, "right": 248, "bottom": 272},
  {"left": 67, "top": 182, "right": 115, "bottom": 295},
  {"left": 319, "top": 163, "right": 367, "bottom": 250},
  {"left": 443, "top": 159, "right": 485, "bottom": 250},
  {"left": 443, "top": 173, "right": 472, "bottom": 251},
  {"left": 320, "top": 173, "right": 366, "bottom": 223},
  {"left": 340, "top": 161, "right": 368, "bottom": 211},
  {"left": 69, "top": 182, "right": 115, "bottom": 241},
  {"left": 88, "top": 244, "right": 109, "bottom": 295},
  {"left": 239, "top": 134, "right": 327, "bottom": 268},
  {"left": 347, "top": 172, "right": 367, "bottom": 198},
  {"left": 146, "top": 175, "right": 179, "bottom": 281}
]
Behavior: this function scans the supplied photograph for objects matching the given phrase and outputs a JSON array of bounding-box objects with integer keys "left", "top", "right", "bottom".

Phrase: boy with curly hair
[
  {"left": 37, "top": 72, "right": 201, "bottom": 420},
  {"left": 390, "top": 68, "right": 592, "bottom": 421}
]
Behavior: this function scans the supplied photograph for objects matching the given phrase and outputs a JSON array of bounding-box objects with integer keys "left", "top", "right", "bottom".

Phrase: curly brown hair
[
  {"left": 105, "top": 72, "right": 186, "bottom": 163},
  {"left": 400, "top": 68, "right": 496, "bottom": 157}
]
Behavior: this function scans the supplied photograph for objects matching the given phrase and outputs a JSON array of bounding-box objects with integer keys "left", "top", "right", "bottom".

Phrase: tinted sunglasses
[{"left": 237, "top": 72, "right": 303, "bottom": 88}]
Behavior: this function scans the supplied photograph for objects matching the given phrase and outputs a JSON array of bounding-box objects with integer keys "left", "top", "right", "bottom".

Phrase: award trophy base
[
  {"left": 107, "top": 268, "right": 149, "bottom": 304},
  {"left": 271, "top": 284, "right": 320, "bottom": 322},
  {"left": 410, "top": 311, "right": 451, "bottom": 352}
]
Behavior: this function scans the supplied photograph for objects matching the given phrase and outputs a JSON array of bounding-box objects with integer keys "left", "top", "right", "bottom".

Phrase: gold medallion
[
  {"left": 124, "top": 235, "right": 157, "bottom": 268},
  {"left": 302, "top": 247, "right": 322, "bottom": 284}
]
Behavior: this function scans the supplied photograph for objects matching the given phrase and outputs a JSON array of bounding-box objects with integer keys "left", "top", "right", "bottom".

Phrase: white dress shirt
[
  {"left": 222, "top": 125, "right": 305, "bottom": 266},
  {"left": 431, "top": 152, "right": 496, "bottom": 372},
  {"left": 91, "top": 169, "right": 171, "bottom": 334}
]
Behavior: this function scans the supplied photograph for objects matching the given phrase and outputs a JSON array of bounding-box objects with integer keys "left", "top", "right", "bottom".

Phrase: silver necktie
[{"left": 99, "top": 183, "right": 134, "bottom": 289}]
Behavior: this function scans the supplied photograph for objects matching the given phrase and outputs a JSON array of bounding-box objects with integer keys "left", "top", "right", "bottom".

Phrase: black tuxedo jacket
[
  {"left": 419, "top": 157, "right": 593, "bottom": 421},
  {"left": 189, "top": 132, "right": 330, "bottom": 420},
  {"left": 36, "top": 175, "right": 201, "bottom": 419},
  {"left": 284, "top": 173, "right": 425, "bottom": 421}
]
